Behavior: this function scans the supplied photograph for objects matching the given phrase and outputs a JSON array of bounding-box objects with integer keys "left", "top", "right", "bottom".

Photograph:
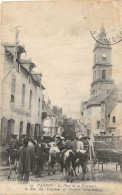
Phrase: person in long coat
[
  {"left": 18, "top": 138, "right": 34, "bottom": 183},
  {"left": 34, "top": 136, "right": 47, "bottom": 178}
]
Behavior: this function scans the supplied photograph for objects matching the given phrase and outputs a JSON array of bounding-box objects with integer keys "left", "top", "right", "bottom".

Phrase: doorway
[
  {"left": 26, "top": 123, "right": 31, "bottom": 138},
  {"left": 1, "top": 117, "right": 8, "bottom": 145},
  {"left": 7, "top": 119, "right": 15, "bottom": 142}
]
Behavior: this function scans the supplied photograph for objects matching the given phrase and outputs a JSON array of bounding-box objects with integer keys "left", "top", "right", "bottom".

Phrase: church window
[
  {"left": 95, "top": 55, "right": 96, "bottom": 63},
  {"left": 112, "top": 116, "right": 116, "bottom": 123},
  {"left": 102, "top": 70, "right": 106, "bottom": 79},
  {"left": 102, "top": 53, "right": 106, "bottom": 61},
  {"left": 94, "top": 70, "right": 96, "bottom": 81},
  {"left": 38, "top": 98, "right": 40, "bottom": 116}
]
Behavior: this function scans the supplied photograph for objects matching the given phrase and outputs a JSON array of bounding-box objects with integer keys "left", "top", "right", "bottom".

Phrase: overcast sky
[{"left": 1, "top": 0, "right": 122, "bottom": 118}]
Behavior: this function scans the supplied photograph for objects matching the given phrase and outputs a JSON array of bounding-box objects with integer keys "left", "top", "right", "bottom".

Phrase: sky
[{"left": 1, "top": 0, "right": 122, "bottom": 118}]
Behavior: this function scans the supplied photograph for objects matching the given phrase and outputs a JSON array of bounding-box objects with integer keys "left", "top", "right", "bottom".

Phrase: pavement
[{"left": 0, "top": 162, "right": 122, "bottom": 183}]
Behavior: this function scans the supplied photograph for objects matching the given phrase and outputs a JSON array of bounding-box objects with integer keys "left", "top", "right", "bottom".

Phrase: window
[
  {"left": 38, "top": 98, "right": 40, "bottom": 116},
  {"left": 95, "top": 55, "right": 96, "bottom": 63},
  {"left": 102, "top": 53, "right": 106, "bottom": 61},
  {"left": 50, "top": 128, "right": 52, "bottom": 134},
  {"left": 16, "top": 62, "right": 20, "bottom": 73},
  {"left": 56, "top": 118, "right": 57, "bottom": 123},
  {"left": 102, "top": 70, "right": 106, "bottom": 79},
  {"left": 22, "top": 84, "right": 26, "bottom": 106},
  {"left": 29, "top": 90, "right": 32, "bottom": 110},
  {"left": 94, "top": 70, "right": 96, "bottom": 81},
  {"left": 112, "top": 116, "right": 116, "bottom": 123},
  {"left": 51, "top": 119, "right": 53, "bottom": 124},
  {"left": 28, "top": 75, "right": 31, "bottom": 83},
  {"left": 11, "top": 76, "right": 16, "bottom": 102},
  {"left": 97, "top": 121, "right": 100, "bottom": 129}
]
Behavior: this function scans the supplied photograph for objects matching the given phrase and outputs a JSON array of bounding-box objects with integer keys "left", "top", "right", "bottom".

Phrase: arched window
[
  {"left": 94, "top": 70, "right": 96, "bottom": 81},
  {"left": 11, "top": 76, "right": 16, "bottom": 102},
  {"left": 95, "top": 55, "right": 96, "bottom": 63},
  {"left": 29, "top": 90, "right": 32, "bottom": 110},
  {"left": 38, "top": 98, "right": 40, "bottom": 116},
  {"left": 22, "top": 84, "right": 26, "bottom": 106},
  {"left": 102, "top": 70, "right": 106, "bottom": 79}
]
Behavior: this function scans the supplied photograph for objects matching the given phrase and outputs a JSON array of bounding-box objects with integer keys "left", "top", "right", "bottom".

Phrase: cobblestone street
[{"left": 0, "top": 163, "right": 122, "bottom": 183}]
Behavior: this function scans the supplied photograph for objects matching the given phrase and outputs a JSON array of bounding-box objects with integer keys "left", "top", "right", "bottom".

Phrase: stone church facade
[{"left": 80, "top": 26, "right": 122, "bottom": 137}]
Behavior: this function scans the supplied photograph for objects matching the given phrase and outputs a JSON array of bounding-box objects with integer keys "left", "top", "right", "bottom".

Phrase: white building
[{"left": 0, "top": 43, "right": 44, "bottom": 145}]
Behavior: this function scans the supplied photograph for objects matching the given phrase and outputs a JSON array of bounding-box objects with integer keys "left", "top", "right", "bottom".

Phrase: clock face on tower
[
  {"left": 102, "top": 53, "right": 106, "bottom": 61},
  {"left": 102, "top": 53, "right": 106, "bottom": 57}
]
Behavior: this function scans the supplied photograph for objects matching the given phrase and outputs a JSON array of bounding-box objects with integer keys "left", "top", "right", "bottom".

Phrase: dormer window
[{"left": 102, "top": 53, "right": 106, "bottom": 61}]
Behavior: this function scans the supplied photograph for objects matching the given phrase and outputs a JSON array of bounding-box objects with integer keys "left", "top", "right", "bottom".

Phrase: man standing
[
  {"left": 77, "top": 135, "right": 84, "bottom": 150},
  {"left": 19, "top": 134, "right": 26, "bottom": 146},
  {"left": 13, "top": 135, "right": 19, "bottom": 149},
  {"left": 65, "top": 137, "right": 77, "bottom": 152},
  {"left": 34, "top": 136, "right": 45, "bottom": 178},
  {"left": 8, "top": 134, "right": 14, "bottom": 150},
  {"left": 18, "top": 138, "right": 34, "bottom": 183}
]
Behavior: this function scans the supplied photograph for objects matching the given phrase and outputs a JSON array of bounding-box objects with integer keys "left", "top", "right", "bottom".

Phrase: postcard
[{"left": 0, "top": 0, "right": 122, "bottom": 195}]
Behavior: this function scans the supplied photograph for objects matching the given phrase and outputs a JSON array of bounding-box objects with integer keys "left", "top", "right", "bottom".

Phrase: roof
[
  {"left": 4, "top": 43, "right": 26, "bottom": 55},
  {"left": 87, "top": 91, "right": 109, "bottom": 108},
  {"left": 94, "top": 26, "right": 111, "bottom": 50},
  {"left": 3, "top": 42, "right": 45, "bottom": 89},
  {"left": 105, "top": 88, "right": 119, "bottom": 115},
  {"left": 20, "top": 59, "right": 36, "bottom": 68},
  {"left": 43, "top": 101, "right": 53, "bottom": 116}
]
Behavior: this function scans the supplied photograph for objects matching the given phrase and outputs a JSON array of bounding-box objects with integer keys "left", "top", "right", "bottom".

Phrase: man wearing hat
[
  {"left": 83, "top": 136, "right": 90, "bottom": 152},
  {"left": 65, "top": 137, "right": 77, "bottom": 152},
  {"left": 77, "top": 135, "right": 84, "bottom": 150},
  {"left": 18, "top": 138, "right": 34, "bottom": 183},
  {"left": 34, "top": 136, "right": 45, "bottom": 178},
  {"left": 19, "top": 134, "right": 26, "bottom": 147},
  {"left": 13, "top": 134, "right": 19, "bottom": 149},
  {"left": 8, "top": 134, "right": 14, "bottom": 150}
]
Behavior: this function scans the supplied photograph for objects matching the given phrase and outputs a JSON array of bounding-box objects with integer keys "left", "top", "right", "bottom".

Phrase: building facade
[
  {"left": 42, "top": 99, "right": 64, "bottom": 136},
  {"left": 80, "top": 26, "right": 122, "bottom": 137},
  {"left": 0, "top": 43, "right": 44, "bottom": 145}
]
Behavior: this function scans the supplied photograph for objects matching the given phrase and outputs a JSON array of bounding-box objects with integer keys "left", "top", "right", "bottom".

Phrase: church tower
[{"left": 90, "top": 26, "right": 114, "bottom": 98}]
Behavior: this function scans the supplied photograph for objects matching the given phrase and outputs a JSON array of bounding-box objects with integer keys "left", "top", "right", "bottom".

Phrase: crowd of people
[{"left": 7, "top": 133, "right": 95, "bottom": 183}]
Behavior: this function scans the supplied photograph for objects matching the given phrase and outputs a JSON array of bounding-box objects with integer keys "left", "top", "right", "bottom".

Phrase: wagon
[{"left": 94, "top": 136, "right": 122, "bottom": 172}]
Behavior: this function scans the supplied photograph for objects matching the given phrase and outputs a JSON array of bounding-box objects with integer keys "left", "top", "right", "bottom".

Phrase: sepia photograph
[{"left": 0, "top": 0, "right": 122, "bottom": 194}]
